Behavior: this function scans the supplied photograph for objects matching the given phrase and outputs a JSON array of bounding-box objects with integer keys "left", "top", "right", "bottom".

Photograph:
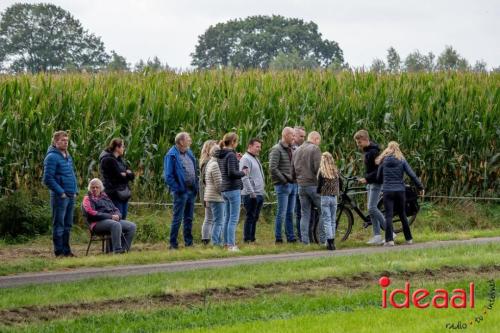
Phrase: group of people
[
  {"left": 42, "top": 127, "right": 424, "bottom": 257},
  {"left": 43, "top": 132, "right": 136, "bottom": 256},
  {"left": 164, "top": 127, "right": 424, "bottom": 252}
]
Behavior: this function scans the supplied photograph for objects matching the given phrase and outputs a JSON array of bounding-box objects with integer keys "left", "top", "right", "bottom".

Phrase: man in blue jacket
[
  {"left": 43, "top": 131, "right": 78, "bottom": 257},
  {"left": 164, "top": 132, "right": 199, "bottom": 249}
]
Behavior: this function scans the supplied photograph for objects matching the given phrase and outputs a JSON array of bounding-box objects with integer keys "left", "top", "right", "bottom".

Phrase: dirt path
[
  {"left": 1, "top": 265, "right": 499, "bottom": 326},
  {"left": 0, "top": 236, "right": 498, "bottom": 289}
]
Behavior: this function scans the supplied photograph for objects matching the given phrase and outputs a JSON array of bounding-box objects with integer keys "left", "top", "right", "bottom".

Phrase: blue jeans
[
  {"left": 242, "top": 194, "right": 264, "bottom": 242},
  {"left": 112, "top": 199, "right": 129, "bottom": 220},
  {"left": 299, "top": 185, "right": 322, "bottom": 244},
  {"left": 294, "top": 184, "right": 301, "bottom": 239},
  {"left": 274, "top": 183, "right": 296, "bottom": 242},
  {"left": 222, "top": 190, "right": 241, "bottom": 246},
  {"left": 209, "top": 201, "right": 225, "bottom": 246},
  {"left": 321, "top": 195, "right": 337, "bottom": 240},
  {"left": 50, "top": 193, "right": 75, "bottom": 256},
  {"left": 170, "top": 190, "right": 195, "bottom": 247},
  {"left": 367, "top": 184, "right": 386, "bottom": 236}
]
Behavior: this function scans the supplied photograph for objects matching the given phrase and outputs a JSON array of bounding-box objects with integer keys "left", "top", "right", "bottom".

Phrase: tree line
[{"left": 0, "top": 3, "right": 498, "bottom": 74}]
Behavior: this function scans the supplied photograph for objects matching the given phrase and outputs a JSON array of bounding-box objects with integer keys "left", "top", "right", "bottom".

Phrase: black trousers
[
  {"left": 383, "top": 191, "right": 413, "bottom": 242},
  {"left": 242, "top": 195, "right": 264, "bottom": 242}
]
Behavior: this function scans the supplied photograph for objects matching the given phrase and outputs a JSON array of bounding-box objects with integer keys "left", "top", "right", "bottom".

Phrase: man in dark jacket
[
  {"left": 269, "top": 127, "right": 297, "bottom": 243},
  {"left": 43, "top": 131, "right": 78, "bottom": 257},
  {"left": 354, "top": 130, "right": 387, "bottom": 245},
  {"left": 164, "top": 132, "right": 198, "bottom": 249}
]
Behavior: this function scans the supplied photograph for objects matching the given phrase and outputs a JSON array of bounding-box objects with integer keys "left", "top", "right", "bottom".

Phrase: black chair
[{"left": 81, "top": 204, "right": 129, "bottom": 256}]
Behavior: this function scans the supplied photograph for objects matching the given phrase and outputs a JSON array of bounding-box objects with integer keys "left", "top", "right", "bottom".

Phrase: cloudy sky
[{"left": 1, "top": 0, "right": 499, "bottom": 69}]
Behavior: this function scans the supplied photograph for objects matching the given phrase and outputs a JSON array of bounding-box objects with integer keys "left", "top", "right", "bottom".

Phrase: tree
[
  {"left": 436, "top": 46, "right": 469, "bottom": 71},
  {"left": 472, "top": 60, "right": 487, "bottom": 73},
  {"left": 370, "top": 58, "right": 386, "bottom": 73},
  {"left": 404, "top": 50, "right": 434, "bottom": 72},
  {"left": 191, "top": 15, "right": 344, "bottom": 69},
  {"left": 386, "top": 47, "right": 401, "bottom": 73},
  {"left": 107, "top": 51, "right": 129, "bottom": 71},
  {"left": 269, "top": 50, "right": 319, "bottom": 70},
  {"left": 0, "top": 3, "right": 109, "bottom": 73}
]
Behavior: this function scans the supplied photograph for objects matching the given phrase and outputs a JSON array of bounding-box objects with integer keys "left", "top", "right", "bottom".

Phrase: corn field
[{"left": 0, "top": 71, "right": 498, "bottom": 200}]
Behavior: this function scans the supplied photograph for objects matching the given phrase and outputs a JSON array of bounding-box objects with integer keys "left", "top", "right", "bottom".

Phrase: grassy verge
[
  {"left": 0, "top": 201, "right": 498, "bottom": 276},
  {"left": 0, "top": 242, "right": 498, "bottom": 310}
]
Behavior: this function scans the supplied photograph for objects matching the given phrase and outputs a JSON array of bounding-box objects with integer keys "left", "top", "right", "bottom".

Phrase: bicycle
[{"left": 309, "top": 175, "right": 419, "bottom": 243}]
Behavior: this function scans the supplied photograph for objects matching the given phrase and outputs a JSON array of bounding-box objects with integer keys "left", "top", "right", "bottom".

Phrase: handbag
[{"left": 116, "top": 185, "right": 131, "bottom": 201}]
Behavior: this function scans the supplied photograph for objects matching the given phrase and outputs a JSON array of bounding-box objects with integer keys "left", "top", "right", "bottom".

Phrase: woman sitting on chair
[{"left": 82, "top": 178, "right": 136, "bottom": 254}]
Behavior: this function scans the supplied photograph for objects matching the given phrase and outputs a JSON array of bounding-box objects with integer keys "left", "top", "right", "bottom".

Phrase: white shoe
[
  {"left": 405, "top": 239, "right": 413, "bottom": 245},
  {"left": 228, "top": 246, "right": 240, "bottom": 252},
  {"left": 393, "top": 232, "right": 397, "bottom": 240},
  {"left": 367, "top": 235, "right": 384, "bottom": 245},
  {"left": 383, "top": 241, "right": 395, "bottom": 247}
]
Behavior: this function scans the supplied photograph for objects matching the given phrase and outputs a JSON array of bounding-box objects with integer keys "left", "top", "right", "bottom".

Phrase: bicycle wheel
[
  {"left": 335, "top": 205, "right": 354, "bottom": 241},
  {"left": 377, "top": 197, "right": 417, "bottom": 233}
]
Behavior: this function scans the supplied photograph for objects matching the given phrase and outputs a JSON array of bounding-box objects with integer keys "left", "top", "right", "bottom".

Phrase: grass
[
  {"left": 2, "top": 276, "right": 498, "bottom": 332},
  {"left": 0, "top": 201, "right": 499, "bottom": 276},
  {"left": 0, "top": 241, "right": 498, "bottom": 310}
]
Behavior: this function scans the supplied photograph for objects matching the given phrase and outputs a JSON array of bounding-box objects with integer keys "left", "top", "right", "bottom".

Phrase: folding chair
[{"left": 81, "top": 203, "right": 129, "bottom": 256}]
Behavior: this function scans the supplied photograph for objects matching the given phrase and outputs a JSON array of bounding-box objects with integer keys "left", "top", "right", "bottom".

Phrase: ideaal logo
[{"left": 378, "top": 276, "right": 496, "bottom": 330}]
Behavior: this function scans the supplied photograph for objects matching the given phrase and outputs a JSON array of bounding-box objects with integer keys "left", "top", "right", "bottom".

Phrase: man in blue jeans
[
  {"left": 292, "top": 126, "right": 306, "bottom": 240},
  {"left": 269, "top": 127, "right": 297, "bottom": 243},
  {"left": 293, "top": 131, "right": 323, "bottom": 244},
  {"left": 43, "top": 131, "right": 78, "bottom": 257},
  {"left": 354, "top": 130, "right": 390, "bottom": 245},
  {"left": 164, "top": 132, "right": 198, "bottom": 249}
]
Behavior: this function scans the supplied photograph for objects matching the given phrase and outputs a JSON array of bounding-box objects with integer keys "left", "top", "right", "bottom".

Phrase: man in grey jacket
[
  {"left": 293, "top": 131, "right": 322, "bottom": 244},
  {"left": 269, "top": 127, "right": 297, "bottom": 243},
  {"left": 240, "top": 138, "right": 265, "bottom": 243}
]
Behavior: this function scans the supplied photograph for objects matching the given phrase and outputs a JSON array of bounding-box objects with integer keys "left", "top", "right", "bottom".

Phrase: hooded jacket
[
  {"left": 217, "top": 148, "right": 244, "bottom": 192},
  {"left": 43, "top": 146, "right": 78, "bottom": 195},
  {"left": 363, "top": 141, "right": 381, "bottom": 184},
  {"left": 99, "top": 150, "right": 135, "bottom": 200}
]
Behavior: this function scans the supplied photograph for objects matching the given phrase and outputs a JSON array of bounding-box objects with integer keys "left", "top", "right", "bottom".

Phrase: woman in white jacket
[{"left": 204, "top": 145, "right": 225, "bottom": 246}]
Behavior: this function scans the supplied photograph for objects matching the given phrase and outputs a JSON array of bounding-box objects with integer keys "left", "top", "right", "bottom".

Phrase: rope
[{"left": 129, "top": 194, "right": 500, "bottom": 207}]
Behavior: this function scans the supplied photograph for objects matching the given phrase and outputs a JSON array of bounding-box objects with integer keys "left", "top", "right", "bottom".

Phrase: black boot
[
  {"left": 326, "top": 239, "right": 335, "bottom": 251},
  {"left": 202, "top": 239, "right": 210, "bottom": 245}
]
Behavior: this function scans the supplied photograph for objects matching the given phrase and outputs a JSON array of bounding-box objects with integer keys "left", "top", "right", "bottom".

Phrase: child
[{"left": 317, "top": 152, "right": 341, "bottom": 250}]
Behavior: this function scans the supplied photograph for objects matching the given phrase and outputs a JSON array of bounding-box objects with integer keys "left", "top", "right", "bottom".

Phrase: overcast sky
[{"left": 1, "top": 0, "right": 499, "bottom": 69}]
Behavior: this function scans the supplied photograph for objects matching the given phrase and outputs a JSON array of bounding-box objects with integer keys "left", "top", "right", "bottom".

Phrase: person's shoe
[
  {"left": 383, "top": 241, "right": 395, "bottom": 247},
  {"left": 405, "top": 239, "right": 413, "bottom": 245},
  {"left": 201, "top": 239, "right": 210, "bottom": 245},
  {"left": 64, "top": 252, "right": 77, "bottom": 257},
  {"left": 228, "top": 246, "right": 240, "bottom": 252},
  {"left": 393, "top": 232, "right": 397, "bottom": 240},
  {"left": 326, "top": 239, "right": 335, "bottom": 251},
  {"left": 367, "top": 235, "right": 384, "bottom": 245},
  {"left": 287, "top": 239, "right": 297, "bottom": 244},
  {"left": 55, "top": 253, "right": 65, "bottom": 258},
  {"left": 168, "top": 245, "right": 179, "bottom": 250},
  {"left": 113, "top": 249, "right": 126, "bottom": 254},
  {"left": 275, "top": 239, "right": 283, "bottom": 244}
]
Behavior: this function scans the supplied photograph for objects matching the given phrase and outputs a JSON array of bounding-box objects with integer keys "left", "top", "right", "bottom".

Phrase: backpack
[{"left": 405, "top": 185, "right": 420, "bottom": 216}]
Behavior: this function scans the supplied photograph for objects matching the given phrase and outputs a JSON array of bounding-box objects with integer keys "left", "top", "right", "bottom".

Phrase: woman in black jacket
[
  {"left": 99, "top": 138, "right": 135, "bottom": 219},
  {"left": 217, "top": 132, "right": 248, "bottom": 251}
]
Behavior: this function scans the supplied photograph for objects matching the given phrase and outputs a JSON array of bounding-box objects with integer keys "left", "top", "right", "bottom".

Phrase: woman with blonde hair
[
  {"left": 376, "top": 141, "right": 424, "bottom": 246},
  {"left": 317, "top": 152, "right": 341, "bottom": 250},
  {"left": 199, "top": 139, "right": 219, "bottom": 244}
]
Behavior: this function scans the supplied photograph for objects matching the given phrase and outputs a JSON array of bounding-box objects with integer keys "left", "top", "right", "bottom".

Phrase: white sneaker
[
  {"left": 367, "top": 235, "right": 384, "bottom": 245},
  {"left": 405, "top": 239, "right": 413, "bottom": 245},
  {"left": 228, "top": 246, "right": 240, "bottom": 252},
  {"left": 383, "top": 241, "right": 395, "bottom": 247},
  {"left": 393, "top": 232, "right": 397, "bottom": 240}
]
